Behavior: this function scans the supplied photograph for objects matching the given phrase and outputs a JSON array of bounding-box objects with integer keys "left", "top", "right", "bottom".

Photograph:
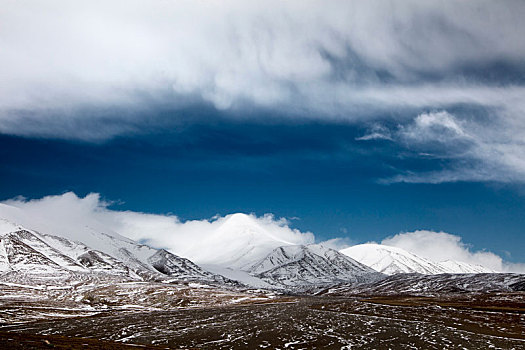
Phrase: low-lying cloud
[
  {"left": 1, "top": 192, "right": 522, "bottom": 272},
  {"left": 0, "top": 192, "right": 314, "bottom": 268}
]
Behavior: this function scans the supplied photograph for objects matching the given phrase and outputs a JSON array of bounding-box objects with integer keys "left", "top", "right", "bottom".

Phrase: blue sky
[
  {"left": 1, "top": 1, "right": 524, "bottom": 264},
  {"left": 1, "top": 118, "right": 524, "bottom": 262}
]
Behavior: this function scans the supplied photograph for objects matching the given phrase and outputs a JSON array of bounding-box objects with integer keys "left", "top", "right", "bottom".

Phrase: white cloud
[
  {"left": 318, "top": 237, "right": 354, "bottom": 251},
  {"left": 356, "top": 124, "right": 393, "bottom": 141},
  {"left": 401, "top": 111, "right": 469, "bottom": 143},
  {"left": 2, "top": 1, "right": 525, "bottom": 183},
  {"left": 1, "top": 1, "right": 525, "bottom": 140},
  {"left": 364, "top": 108, "right": 525, "bottom": 184},
  {"left": 383, "top": 167, "right": 517, "bottom": 185},
  {"left": 382, "top": 230, "right": 525, "bottom": 273}
]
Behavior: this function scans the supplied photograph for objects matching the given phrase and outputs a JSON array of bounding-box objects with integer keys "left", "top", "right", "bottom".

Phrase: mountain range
[
  {"left": 0, "top": 203, "right": 507, "bottom": 293},
  {"left": 0, "top": 218, "right": 227, "bottom": 285}
]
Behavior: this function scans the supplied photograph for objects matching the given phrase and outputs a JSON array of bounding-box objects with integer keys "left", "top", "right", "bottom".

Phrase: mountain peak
[
  {"left": 221, "top": 213, "right": 255, "bottom": 226},
  {"left": 185, "top": 213, "right": 304, "bottom": 269}
]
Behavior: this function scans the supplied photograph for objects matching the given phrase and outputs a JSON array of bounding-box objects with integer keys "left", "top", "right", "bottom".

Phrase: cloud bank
[
  {"left": 1, "top": 2, "right": 524, "bottom": 123},
  {"left": 2, "top": 1, "right": 525, "bottom": 183},
  {"left": 1, "top": 192, "right": 522, "bottom": 272}
]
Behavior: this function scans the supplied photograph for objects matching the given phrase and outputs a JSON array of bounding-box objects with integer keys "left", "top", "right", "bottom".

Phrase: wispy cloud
[
  {"left": 369, "top": 109, "right": 525, "bottom": 184},
  {"left": 1, "top": 2, "right": 525, "bottom": 132},
  {"left": 2, "top": 1, "right": 525, "bottom": 183},
  {"left": 400, "top": 111, "right": 470, "bottom": 143},
  {"left": 356, "top": 124, "right": 393, "bottom": 141}
]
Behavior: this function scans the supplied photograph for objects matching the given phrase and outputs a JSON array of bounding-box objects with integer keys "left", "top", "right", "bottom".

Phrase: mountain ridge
[
  {"left": 340, "top": 243, "right": 494, "bottom": 275},
  {"left": 248, "top": 244, "right": 384, "bottom": 290},
  {"left": 0, "top": 218, "right": 228, "bottom": 285}
]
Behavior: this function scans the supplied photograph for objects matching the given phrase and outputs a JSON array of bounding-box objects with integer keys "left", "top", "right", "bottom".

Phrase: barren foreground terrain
[{"left": 1, "top": 292, "right": 524, "bottom": 349}]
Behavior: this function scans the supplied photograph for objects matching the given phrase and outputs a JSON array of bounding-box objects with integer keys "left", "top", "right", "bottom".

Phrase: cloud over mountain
[
  {"left": 0, "top": 192, "right": 314, "bottom": 268},
  {"left": 1, "top": 192, "right": 523, "bottom": 273}
]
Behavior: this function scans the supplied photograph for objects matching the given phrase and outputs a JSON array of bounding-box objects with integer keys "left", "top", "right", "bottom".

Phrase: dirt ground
[{"left": 1, "top": 294, "right": 524, "bottom": 349}]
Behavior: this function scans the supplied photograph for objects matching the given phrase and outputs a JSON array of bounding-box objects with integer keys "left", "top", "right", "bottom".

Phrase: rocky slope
[
  {"left": 325, "top": 272, "right": 525, "bottom": 296},
  {"left": 0, "top": 219, "right": 227, "bottom": 285},
  {"left": 247, "top": 244, "right": 384, "bottom": 290}
]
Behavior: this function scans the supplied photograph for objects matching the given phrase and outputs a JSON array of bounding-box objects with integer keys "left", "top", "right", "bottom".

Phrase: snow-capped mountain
[
  {"left": 0, "top": 198, "right": 499, "bottom": 293},
  {"left": 340, "top": 243, "right": 446, "bottom": 275},
  {"left": 0, "top": 205, "right": 385, "bottom": 291},
  {"left": 0, "top": 202, "right": 159, "bottom": 269},
  {"left": 340, "top": 243, "right": 494, "bottom": 275},
  {"left": 171, "top": 214, "right": 383, "bottom": 289},
  {"left": 181, "top": 213, "right": 312, "bottom": 270},
  {"left": 0, "top": 218, "right": 226, "bottom": 284},
  {"left": 247, "top": 244, "right": 383, "bottom": 289}
]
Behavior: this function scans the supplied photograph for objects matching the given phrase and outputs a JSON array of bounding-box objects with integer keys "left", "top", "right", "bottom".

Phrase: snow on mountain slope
[
  {"left": 0, "top": 218, "right": 225, "bottom": 283},
  {"left": 248, "top": 244, "right": 383, "bottom": 289},
  {"left": 0, "top": 219, "right": 64, "bottom": 273},
  {"left": 201, "top": 264, "right": 276, "bottom": 289},
  {"left": 147, "top": 249, "right": 223, "bottom": 281},
  {"left": 0, "top": 203, "right": 153, "bottom": 269},
  {"left": 438, "top": 260, "right": 494, "bottom": 274},
  {"left": 340, "top": 243, "right": 494, "bottom": 275},
  {"left": 340, "top": 243, "right": 446, "bottom": 275},
  {"left": 0, "top": 221, "right": 138, "bottom": 279},
  {"left": 1, "top": 232, "right": 64, "bottom": 274},
  {"left": 33, "top": 232, "right": 130, "bottom": 275},
  {"left": 307, "top": 244, "right": 379, "bottom": 274}
]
